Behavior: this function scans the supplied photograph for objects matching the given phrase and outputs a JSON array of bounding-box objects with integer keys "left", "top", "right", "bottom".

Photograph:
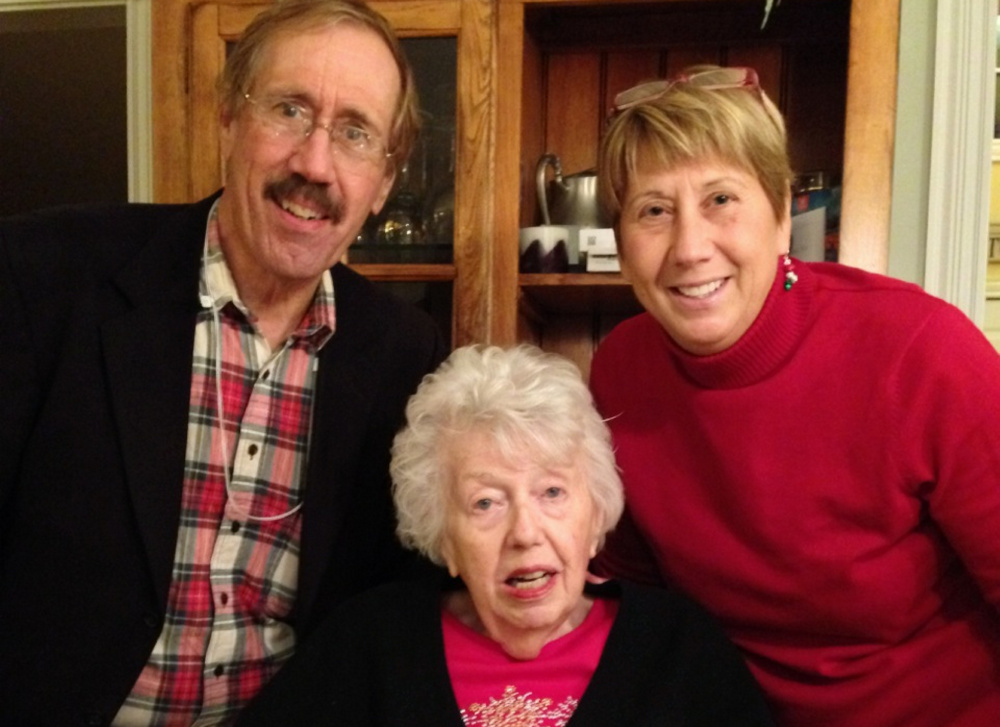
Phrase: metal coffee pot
[{"left": 535, "top": 153, "right": 606, "bottom": 227}]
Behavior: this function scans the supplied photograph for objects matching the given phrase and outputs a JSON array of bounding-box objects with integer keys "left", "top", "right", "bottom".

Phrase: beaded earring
[{"left": 783, "top": 254, "right": 798, "bottom": 291}]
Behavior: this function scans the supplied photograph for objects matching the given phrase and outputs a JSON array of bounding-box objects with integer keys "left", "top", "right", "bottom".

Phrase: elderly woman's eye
[
  {"left": 543, "top": 486, "right": 564, "bottom": 499},
  {"left": 711, "top": 193, "right": 731, "bottom": 206},
  {"left": 473, "top": 498, "right": 493, "bottom": 511}
]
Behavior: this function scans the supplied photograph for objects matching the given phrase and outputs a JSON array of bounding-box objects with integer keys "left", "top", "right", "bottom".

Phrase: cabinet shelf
[
  {"left": 519, "top": 273, "right": 639, "bottom": 314},
  {"left": 349, "top": 263, "right": 457, "bottom": 282}
]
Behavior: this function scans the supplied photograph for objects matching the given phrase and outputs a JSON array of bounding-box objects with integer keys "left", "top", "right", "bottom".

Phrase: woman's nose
[
  {"left": 671, "top": 210, "right": 713, "bottom": 264},
  {"left": 507, "top": 503, "right": 542, "bottom": 546}
]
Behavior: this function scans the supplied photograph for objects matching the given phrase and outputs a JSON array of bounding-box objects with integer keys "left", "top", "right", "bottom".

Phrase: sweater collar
[{"left": 658, "top": 257, "right": 814, "bottom": 389}]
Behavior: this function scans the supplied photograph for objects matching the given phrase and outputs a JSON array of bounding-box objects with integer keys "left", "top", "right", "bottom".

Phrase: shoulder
[
  {"left": 613, "top": 580, "right": 725, "bottom": 631},
  {"left": 583, "top": 580, "right": 775, "bottom": 725},
  {"left": 805, "top": 261, "right": 951, "bottom": 321},
  {"left": 591, "top": 313, "right": 665, "bottom": 377},
  {"left": 332, "top": 265, "right": 439, "bottom": 336},
  {"left": 586, "top": 579, "right": 727, "bottom": 641},
  {"left": 803, "top": 261, "right": 987, "bottom": 358},
  {"left": 1, "top": 199, "right": 206, "bottom": 248},
  {"left": 594, "top": 579, "right": 755, "bottom": 673},
  {"left": 327, "top": 263, "right": 446, "bottom": 376},
  {"left": 0, "top": 198, "right": 213, "bottom": 282}
]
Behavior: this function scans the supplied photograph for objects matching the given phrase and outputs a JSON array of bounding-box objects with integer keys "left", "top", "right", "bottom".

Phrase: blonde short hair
[{"left": 598, "top": 65, "right": 793, "bottom": 226}]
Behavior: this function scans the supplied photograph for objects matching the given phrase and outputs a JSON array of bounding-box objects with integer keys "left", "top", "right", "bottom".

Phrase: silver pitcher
[{"left": 535, "top": 153, "right": 605, "bottom": 227}]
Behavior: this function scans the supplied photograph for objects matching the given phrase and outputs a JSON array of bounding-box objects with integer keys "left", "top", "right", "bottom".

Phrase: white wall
[{"left": 888, "top": 0, "right": 937, "bottom": 285}]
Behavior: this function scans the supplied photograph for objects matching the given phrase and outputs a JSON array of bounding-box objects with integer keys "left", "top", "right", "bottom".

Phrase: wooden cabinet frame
[{"left": 153, "top": 0, "right": 899, "bottom": 350}]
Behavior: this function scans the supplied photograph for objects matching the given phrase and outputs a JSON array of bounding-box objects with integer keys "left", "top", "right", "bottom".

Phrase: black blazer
[{"left": 0, "top": 195, "right": 446, "bottom": 726}]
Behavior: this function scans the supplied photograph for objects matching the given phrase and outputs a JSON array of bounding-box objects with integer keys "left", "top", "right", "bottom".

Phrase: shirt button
[
  {"left": 214, "top": 664, "right": 225, "bottom": 678},
  {"left": 220, "top": 592, "right": 229, "bottom": 606},
  {"left": 231, "top": 520, "right": 241, "bottom": 534},
  {"left": 261, "top": 369, "right": 271, "bottom": 381},
  {"left": 248, "top": 444, "right": 259, "bottom": 457}
]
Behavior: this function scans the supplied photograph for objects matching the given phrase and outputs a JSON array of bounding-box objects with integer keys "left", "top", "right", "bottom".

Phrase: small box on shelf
[{"left": 579, "top": 228, "right": 620, "bottom": 273}]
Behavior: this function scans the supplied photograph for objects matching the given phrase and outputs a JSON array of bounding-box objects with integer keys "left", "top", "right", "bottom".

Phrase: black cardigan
[{"left": 238, "top": 578, "right": 776, "bottom": 726}]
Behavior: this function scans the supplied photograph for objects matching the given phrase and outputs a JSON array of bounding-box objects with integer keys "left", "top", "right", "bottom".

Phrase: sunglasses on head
[{"left": 612, "top": 66, "right": 761, "bottom": 112}]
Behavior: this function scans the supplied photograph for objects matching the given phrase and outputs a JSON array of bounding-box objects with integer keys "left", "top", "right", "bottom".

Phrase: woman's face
[
  {"left": 440, "top": 429, "right": 602, "bottom": 659},
  {"left": 618, "top": 159, "right": 790, "bottom": 355}
]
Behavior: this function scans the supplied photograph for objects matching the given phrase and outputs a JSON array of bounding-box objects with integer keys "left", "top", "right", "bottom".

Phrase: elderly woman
[
  {"left": 590, "top": 65, "right": 1000, "bottom": 727},
  {"left": 238, "top": 344, "right": 773, "bottom": 726}
]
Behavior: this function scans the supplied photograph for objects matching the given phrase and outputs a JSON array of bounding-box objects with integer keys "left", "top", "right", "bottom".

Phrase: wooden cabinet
[{"left": 152, "top": 0, "right": 898, "bottom": 371}]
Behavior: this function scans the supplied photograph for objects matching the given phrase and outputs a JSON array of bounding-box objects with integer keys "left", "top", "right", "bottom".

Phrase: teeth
[
  {"left": 508, "top": 571, "right": 551, "bottom": 589},
  {"left": 677, "top": 279, "right": 723, "bottom": 298},
  {"left": 281, "top": 199, "right": 321, "bottom": 220}
]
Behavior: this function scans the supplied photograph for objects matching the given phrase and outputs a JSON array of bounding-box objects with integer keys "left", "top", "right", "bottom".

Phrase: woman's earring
[{"left": 783, "top": 254, "right": 798, "bottom": 291}]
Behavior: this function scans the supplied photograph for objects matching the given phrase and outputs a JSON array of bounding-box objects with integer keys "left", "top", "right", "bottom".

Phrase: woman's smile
[{"left": 673, "top": 277, "right": 727, "bottom": 299}]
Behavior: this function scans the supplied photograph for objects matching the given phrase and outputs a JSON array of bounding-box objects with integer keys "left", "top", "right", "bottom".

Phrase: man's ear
[
  {"left": 371, "top": 169, "right": 397, "bottom": 216},
  {"left": 219, "top": 104, "right": 236, "bottom": 165}
]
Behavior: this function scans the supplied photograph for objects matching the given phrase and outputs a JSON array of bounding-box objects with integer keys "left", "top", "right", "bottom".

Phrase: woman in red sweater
[{"left": 591, "top": 65, "right": 1000, "bottom": 726}]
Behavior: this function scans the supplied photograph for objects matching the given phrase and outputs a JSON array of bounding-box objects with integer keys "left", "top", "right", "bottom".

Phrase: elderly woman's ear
[{"left": 440, "top": 535, "right": 460, "bottom": 578}]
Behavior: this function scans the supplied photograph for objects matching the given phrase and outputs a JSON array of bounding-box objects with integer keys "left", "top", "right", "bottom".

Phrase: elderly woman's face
[
  {"left": 440, "top": 429, "right": 602, "bottom": 659},
  {"left": 618, "top": 158, "right": 789, "bottom": 355}
]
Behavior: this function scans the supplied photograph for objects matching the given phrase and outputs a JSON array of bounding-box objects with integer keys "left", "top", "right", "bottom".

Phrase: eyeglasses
[
  {"left": 612, "top": 66, "right": 761, "bottom": 112},
  {"left": 243, "top": 93, "right": 392, "bottom": 167}
]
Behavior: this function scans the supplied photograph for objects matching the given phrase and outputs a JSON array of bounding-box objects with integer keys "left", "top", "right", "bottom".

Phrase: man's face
[{"left": 216, "top": 22, "right": 399, "bottom": 293}]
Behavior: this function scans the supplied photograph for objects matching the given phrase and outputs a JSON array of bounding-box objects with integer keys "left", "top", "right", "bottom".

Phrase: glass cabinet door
[{"left": 351, "top": 36, "right": 457, "bottom": 266}]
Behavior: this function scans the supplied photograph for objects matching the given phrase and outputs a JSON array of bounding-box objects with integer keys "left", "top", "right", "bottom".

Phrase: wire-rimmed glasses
[
  {"left": 243, "top": 93, "right": 392, "bottom": 167},
  {"left": 612, "top": 66, "right": 762, "bottom": 112}
]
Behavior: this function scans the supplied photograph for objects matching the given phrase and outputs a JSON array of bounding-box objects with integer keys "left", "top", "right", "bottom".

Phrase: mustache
[{"left": 265, "top": 174, "right": 343, "bottom": 222}]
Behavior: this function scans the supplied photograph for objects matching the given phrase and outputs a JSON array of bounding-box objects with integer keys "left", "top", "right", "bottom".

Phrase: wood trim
[
  {"left": 838, "top": 0, "right": 899, "bottom": 273},
  {"left": 189, "top": 2, "right": 225, "bottom": 201},
  {"left": 152, "top": 0, "right": 192, "bottom": 202},
  {"left": 494, "top": 0, "right": 527, "bottom": 345},
  {"left": 450, "top": 0, "right": 497, "bottom": 347}
]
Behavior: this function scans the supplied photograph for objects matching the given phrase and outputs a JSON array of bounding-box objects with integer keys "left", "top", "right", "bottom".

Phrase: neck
[
  {"left": 249, "top": 288, "right": 315, "bottom": 351},
  {"left": 217, "top": 242, "right": 319, "bottom": 352},
  {"left": 443, "top": 590, "right": 594, "bottom": 661}
]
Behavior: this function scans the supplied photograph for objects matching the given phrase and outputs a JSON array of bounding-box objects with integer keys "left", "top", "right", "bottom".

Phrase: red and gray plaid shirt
[{"left": 114, "top": 203, "right": 335, "bottom": 726}]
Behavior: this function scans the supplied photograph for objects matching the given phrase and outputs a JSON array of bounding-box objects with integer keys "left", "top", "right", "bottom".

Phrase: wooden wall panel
[
  {"left": 664, "top": 46, "right": 722, "bottom": 78},
  {"left": 604, "top": 50, "right": 661, "bottom": 116},
  {"left": 544, "top": 52, "right": 602, "bottom": 175},
  {"left": 727, "top": 44, "right": 783, "bottom": 110},
  {"left": 784, "top": 42, "right": 848, "bottom": 179}
]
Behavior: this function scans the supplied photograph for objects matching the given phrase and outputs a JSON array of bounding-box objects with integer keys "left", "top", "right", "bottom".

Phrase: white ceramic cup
[{"left": 518, "top": 225, "right": 570, "bottom": 273}]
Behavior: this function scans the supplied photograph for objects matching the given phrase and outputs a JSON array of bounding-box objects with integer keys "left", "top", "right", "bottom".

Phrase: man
[{"left": 0, "top": 2, "right": 445, "bottom": 725}]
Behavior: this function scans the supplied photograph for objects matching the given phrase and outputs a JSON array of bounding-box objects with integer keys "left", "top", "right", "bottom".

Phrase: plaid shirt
[{"left": 114, "top": 203, "right": 335, "bottom": 727}]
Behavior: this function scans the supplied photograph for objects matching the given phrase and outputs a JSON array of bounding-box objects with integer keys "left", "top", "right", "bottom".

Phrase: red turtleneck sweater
[{"left": 592, "top": 260, "right": 1000, "bottom": 727}]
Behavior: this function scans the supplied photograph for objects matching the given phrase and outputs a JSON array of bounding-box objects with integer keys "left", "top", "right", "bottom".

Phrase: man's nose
[{"left": 288, "top": 129, "right": 339, "bottom": 184}]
